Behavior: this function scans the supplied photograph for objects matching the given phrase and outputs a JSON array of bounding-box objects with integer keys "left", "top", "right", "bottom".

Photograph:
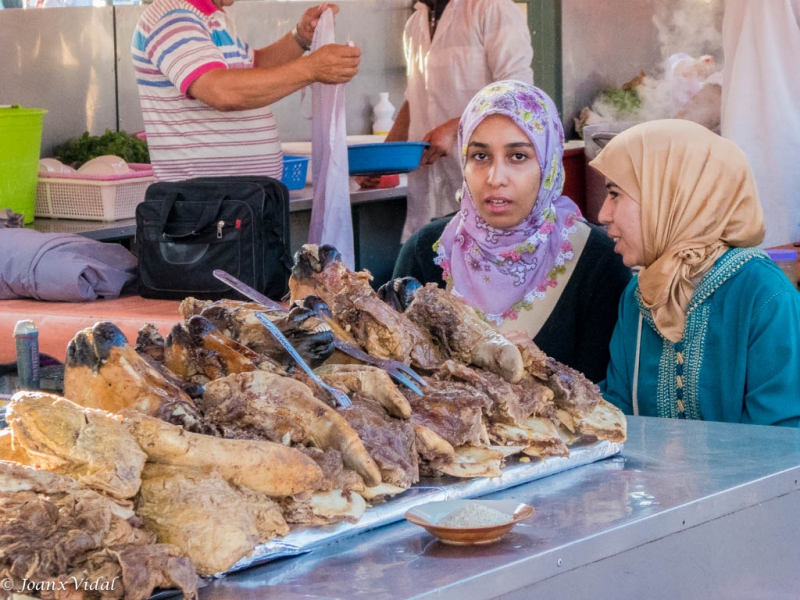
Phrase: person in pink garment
[{"left": 132, "top": 0, "right": 360, "bottom": 181}]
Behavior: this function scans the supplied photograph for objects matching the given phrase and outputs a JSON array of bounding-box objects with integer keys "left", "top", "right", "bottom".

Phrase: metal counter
[{"left": 198, "top": 417, "right": 800, "bottom": 599}]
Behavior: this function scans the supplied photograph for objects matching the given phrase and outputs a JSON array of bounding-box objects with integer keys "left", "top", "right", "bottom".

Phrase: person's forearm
[
  {"left": 253, "top": 32, "right": 305, "bottom": 69},
  {"left": 187, "top": 59, "right": 315, "bottom": 112},
  {"left": 385, "top": 101, "right": 410, "bottom": 142}
]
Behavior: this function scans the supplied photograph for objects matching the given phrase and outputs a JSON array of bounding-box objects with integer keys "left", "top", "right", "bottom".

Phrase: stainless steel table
[{"left": 199, "top": 417, "right": 800, "bottom": 599}]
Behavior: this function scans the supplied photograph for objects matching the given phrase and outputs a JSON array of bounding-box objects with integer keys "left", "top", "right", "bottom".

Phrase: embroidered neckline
[{"left": 635, "top": 247, "right": 767, "bottom": 420}]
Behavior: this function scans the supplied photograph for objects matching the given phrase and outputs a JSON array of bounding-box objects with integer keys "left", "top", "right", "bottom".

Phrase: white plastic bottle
[{"left": 372, "top": 92, "right": 395, "bottom": 136}]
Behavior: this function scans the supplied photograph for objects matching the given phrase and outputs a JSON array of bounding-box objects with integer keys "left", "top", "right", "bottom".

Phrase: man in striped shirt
[{"left": 132, "top": 1, "right": 360, "bottom": 181}]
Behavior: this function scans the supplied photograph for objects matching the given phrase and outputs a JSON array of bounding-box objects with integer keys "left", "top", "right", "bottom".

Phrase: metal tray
[{"left": 220, "top": 438, "right": 622, "bottom": 575}]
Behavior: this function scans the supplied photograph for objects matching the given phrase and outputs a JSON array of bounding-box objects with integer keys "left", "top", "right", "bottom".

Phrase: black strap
[{"left": 159, "top": 193, "right": 225, "bottom": 238}]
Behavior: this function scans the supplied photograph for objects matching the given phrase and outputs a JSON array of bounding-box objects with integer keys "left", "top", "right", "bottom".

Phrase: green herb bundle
[{"left": 54, "top": 130, "right": 150, "bottom": 169}]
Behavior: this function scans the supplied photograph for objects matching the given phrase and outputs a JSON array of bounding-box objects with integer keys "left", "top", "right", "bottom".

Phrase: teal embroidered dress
[{"left": 601, "top": 248, "right": 800, "bottom": 427}]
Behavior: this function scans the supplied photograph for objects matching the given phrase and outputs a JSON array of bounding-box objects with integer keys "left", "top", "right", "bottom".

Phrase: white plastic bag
[{"left": 308, "top": 9, "right": 355, "bottom": 269}]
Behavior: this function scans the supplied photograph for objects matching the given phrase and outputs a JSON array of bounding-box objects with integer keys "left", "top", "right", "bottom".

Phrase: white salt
[{"left": 438, "top": 503, "right": 512, "bottom": 528}]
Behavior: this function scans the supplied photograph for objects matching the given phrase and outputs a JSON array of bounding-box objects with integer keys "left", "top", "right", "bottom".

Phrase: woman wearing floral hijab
[
  {"left": 393, "top": 81, "right": 630, "bottom": 382},
  {"left": 593, "top": 119, "right": 800, "bottom": 426}
]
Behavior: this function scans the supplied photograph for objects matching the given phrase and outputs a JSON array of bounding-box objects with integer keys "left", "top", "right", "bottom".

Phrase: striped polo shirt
[{"left": 131, "top": 0, "right": 283, "bottom": 181}]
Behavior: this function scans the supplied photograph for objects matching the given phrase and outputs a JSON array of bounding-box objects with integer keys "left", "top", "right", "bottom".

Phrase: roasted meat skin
[
  {"left": 404, "top": 284, "right": 524, "bottom": 383},
  {"left": 412, "top": 423, "right": 455, "bottom": 467},
  {"left": 135, "top": 463, "right": 288, "bottom": 576},
  {"left": 0, "top": 461, "right": 198, "bottom": 600},
  {"left": 277, "top": 489, "right": 367, "bottom": 526},
  {"left": 135, "top": 324, "right": 206, "bottom": 400},
  {"left": 200, "top": 371, "right": 382, "bottom": 487},
  {"left": 6, "top": 392, "right": 146, "bottom": 500},
  {"left": 294, "top": 446, "right": 365, "bottom": 493},
  {"left": 403, "top": 379, "right": 491, "bottom": 448},
  {"left": 434, "top": 360, "right": 555, "bottom": 425},
  {"left": 0, "top": 428, "right": 32, "bottom": 465},
  {"left": 545, "top": 357, "right": 603, "bottom": 418},
  {"left": 289, "top": 244, "right": 441, "bottom": 371},
  {"left": 315, "top": 363, "right": 412, "bottom": 419},
  {"left": 121, "top": 410, "right": 323, "bottom": 497},
  {"left": 339, "top": 394, "right": 419, "bottom": 489}
]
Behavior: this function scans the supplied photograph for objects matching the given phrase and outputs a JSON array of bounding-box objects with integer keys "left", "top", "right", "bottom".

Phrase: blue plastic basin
[{"left": 347, "top": 142, "right": 429, "bottom": 176}]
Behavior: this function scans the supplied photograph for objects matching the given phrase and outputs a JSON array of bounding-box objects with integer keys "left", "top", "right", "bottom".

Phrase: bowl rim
[
  {"left": 347, "top": 141, "right": 430, "bottom": 149},
  {"left": 404, "top": 499, "right": 534, "bottom": 532}
]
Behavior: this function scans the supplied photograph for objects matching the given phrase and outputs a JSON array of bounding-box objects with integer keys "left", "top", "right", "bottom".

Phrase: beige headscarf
[{"left": 590, "top": 119, "right": 764, "bottom": 342}]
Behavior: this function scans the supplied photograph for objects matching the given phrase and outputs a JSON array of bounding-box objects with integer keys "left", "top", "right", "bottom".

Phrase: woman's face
[
  {"left": 463, "top": 114, "right": 542, "bottom": 230},
  {"left": 598, "top": 179, "right": 645, "bottom": 267}
]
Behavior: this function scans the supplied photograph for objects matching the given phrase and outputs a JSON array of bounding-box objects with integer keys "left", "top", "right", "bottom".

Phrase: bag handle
[{"left": 159, "top": 193, "right": 225, "bottom": 238}]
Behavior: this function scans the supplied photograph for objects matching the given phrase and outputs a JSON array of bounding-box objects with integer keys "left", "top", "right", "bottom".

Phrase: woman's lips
[{"left": 484, "top": 197, "right": 512, "bottom": 213}]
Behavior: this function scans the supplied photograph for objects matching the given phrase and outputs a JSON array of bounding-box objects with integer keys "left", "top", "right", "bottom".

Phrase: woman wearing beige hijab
[{"left": 592, "top": 119, "right": 800, "bottom": 426}]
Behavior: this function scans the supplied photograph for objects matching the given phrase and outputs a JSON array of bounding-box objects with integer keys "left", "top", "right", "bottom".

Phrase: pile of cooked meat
[{"left": 0, "top": 243, "right": 625, "bottom": 598}]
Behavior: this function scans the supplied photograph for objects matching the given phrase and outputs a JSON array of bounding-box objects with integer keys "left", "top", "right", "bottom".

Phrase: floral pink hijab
[{"left": 434, "top": 80, "right": 582, "bottom": 325}]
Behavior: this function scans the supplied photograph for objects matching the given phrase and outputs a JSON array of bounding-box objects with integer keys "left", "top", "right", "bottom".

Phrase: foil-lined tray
[{"left": 224, "top": 439, "right": 623, "bottom": 574}]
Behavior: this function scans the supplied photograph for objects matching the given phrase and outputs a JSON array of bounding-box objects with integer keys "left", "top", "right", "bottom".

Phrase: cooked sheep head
[
  {"left": 200, "top": 371, "right": 382, "bottom": 487},
  {"left": 180, "top": 297, "right": 336, "bottom": 368},
  {"left": 5, "top": 391, "right": 146, "bottom": 499},
  {"left": 163, "top": 315, "right": 285, "bottom": 384},
  {"left": 338, "top": 394, "right": 419, "bottom": 489},
  {"left": 289, "top": 244, "right": 441, "bottom": 371},
  {"left": 404, "top": 284, "right": 525, "bottom": 383},
  {"left": 135, "top": 463, "right": 289, "bottom": 576},
  {"left": 0, "top": 461, "right": 200, "bottom": 600},
  {"left": 544, "top": 357, "right": 603, "bottom": 419},
  {"left": 315, "top": 364, "right": 412, "bottom": 419},
  {"left": 64, "top": 322, "right": 202, "bottom": 428},
  {"left": 433, "top": 360, "right": 555, "bottom": 426},
  {"left": 121, "top": 410, "right": 323, "bottom": 497}
]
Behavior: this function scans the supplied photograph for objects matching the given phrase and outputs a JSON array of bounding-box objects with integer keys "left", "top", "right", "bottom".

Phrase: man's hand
[
  {"left": 420, "top": 118, "right": 459, "bottom": 166},
  {"left": 295, "top": 3, "right": 340, "bottom": 49},
  {"left": 306, "top": 43, "right": 361, "bottom": 84}
]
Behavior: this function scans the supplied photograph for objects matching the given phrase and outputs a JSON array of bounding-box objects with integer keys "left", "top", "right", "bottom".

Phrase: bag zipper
[{"left": 217, "top": 220, "right": 225, "bottom": 239}]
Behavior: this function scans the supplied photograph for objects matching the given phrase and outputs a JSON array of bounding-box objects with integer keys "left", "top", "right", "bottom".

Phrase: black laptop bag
[{"left": 136, "top": 176, "right": 292, "bottom": 300}]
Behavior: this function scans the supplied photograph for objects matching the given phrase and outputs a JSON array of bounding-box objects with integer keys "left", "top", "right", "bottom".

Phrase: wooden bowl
[{"left": 404, "top": 499, "right": 534, "bottom": 545}]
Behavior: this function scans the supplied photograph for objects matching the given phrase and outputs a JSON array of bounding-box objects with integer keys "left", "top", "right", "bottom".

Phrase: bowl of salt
[{"left": 404, "top": 499, "right": 534, "bottom": 545}]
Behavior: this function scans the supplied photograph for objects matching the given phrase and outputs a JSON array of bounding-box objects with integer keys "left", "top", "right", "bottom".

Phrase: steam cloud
[{"left": 589, "top": 0, "right": 725, "bottom": 124}]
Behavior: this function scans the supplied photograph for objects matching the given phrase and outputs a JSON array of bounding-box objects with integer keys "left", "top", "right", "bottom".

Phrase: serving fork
[
  {"left": 213, "top": 269, "right": 425, "bottom": 396},
  {"left": 253, "top": 312, "right": 352, "bottom": 408}
]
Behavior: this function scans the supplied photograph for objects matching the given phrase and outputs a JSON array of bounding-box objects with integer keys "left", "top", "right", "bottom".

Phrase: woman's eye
[
  {"left": 470, "top": 152, "right": 488, "bottom": 162},
  {"left": 511, "top": 152, "right": 529, "bottom": 162}
]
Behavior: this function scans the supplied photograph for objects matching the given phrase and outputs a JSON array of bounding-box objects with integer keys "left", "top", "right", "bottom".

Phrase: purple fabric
[
  {"left": 0, "top": 230, "right": 137, "bottom": 301},
  {"left": 434, "top": 81, "right": 582, "bottom": 324}
]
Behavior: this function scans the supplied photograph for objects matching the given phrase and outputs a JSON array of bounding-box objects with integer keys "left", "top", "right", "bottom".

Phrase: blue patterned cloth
[{"left": 601, "top": 248, "right": 800, "bottom": 427}]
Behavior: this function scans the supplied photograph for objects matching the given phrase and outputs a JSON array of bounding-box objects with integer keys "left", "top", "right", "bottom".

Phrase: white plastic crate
[{"left": 35, "top": 164, "right": 155, "bottom": 221}]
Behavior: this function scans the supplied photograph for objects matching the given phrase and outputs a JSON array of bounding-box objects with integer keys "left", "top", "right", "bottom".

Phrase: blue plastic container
[
  {"left": 347, "top": 142, "right": 429, "bottom": 176},
  {"left": 282, "top": 155, "right": 309, "bottom": 190}
]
